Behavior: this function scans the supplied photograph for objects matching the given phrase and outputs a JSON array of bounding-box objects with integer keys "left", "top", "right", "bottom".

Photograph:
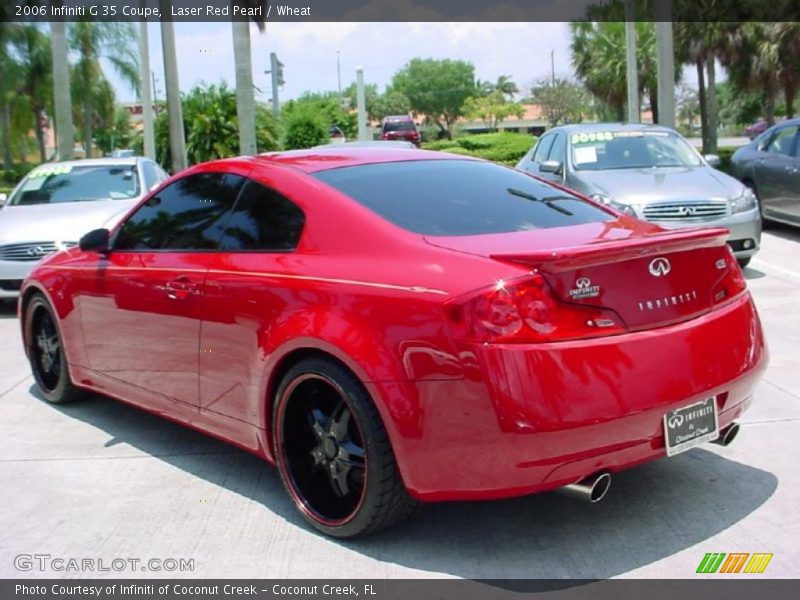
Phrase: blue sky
[{"left": 104, "top": 22, "right": 576, "bottom": 104}]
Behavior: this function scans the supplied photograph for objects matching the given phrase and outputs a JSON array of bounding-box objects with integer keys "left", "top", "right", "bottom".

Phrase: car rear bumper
[{"left": 375, "top": 293, "right": 767, "bottom": 501}]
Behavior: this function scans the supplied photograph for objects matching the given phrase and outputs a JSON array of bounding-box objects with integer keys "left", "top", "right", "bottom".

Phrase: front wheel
[
  {"left": 737, "top": 257, "right": 752, "bottom": 269},
  {"left": 273, "top": 357, "right": 420, "bottom": 538},
  {"left": 24, "top": 294, "right": 83, "bottom": 404}
]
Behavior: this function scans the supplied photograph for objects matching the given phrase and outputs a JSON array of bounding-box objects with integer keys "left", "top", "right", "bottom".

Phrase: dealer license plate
[{"left": 663, "top": 397, "right": 719, "bottom": 457}]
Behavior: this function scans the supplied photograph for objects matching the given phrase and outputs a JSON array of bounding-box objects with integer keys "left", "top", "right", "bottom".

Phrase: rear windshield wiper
[{"left": 507, "top": 188, "right": 575, "bottom": 216}]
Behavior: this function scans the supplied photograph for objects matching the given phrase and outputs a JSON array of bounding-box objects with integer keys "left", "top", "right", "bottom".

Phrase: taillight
[
  {"left": 712, "top": 246, "right": 747, "bottom": 305},
  {"left": 445, "top": 274, "right": 625, "bottom": 343}
]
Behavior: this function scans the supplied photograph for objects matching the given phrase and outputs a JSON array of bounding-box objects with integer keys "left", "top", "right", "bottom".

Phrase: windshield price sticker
[
  {"left": 29, "top": 166, "right": 73, "bottom": 178},
  {"left": 572, "top": 131, "right": 614, "bottom": 145}
]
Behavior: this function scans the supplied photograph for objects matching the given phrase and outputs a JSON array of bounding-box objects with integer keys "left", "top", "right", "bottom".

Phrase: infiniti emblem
[
  {"left": 576, "top": 277, "right": 591, "bottom": 289},
  {"left": 678, "top": 206, "right": 697, "bottom": 216},
  {"left": 649, "top": 257, "right": 671, "bottom": 277},
  {"left": 667, "top": 414, "right": 684, "bottom": 429},
  {"left": 27, "top": 246, "right": 47, "bottom": 257}
]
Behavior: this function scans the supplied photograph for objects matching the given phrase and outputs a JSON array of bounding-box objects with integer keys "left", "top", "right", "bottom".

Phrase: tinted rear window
[
  {"left": 383, "top": 120, "right": 416, "bottom": 132},
  {"left": 313, "top": 160, "right": 612, "bottom": 236}
]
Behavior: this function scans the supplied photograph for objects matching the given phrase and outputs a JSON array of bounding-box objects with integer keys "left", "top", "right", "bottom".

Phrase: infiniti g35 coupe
[{"left": 20, "top": 148, "right": 767, "bottom": 538}]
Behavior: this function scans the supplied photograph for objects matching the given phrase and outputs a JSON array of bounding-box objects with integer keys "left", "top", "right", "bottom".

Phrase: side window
[
  {"left": 218, "top": 180, "right": 305, "bottom": 251},
  {"left": 114, "top": 172, "right": 244, "bottom": 251},
  {"left": 548, "top": 134, "right": 566, "bottom": 163},
  {"left": 765, "top": 126, "right": 798, "bottom": 156},
  {"left": 532, "top": 135, "right": 555, "bottom": 163}
]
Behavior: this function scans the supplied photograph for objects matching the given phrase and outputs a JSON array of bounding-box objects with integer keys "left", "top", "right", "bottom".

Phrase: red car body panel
[{"left": 20, "top": 150, "right": 768, "bottom": 502}]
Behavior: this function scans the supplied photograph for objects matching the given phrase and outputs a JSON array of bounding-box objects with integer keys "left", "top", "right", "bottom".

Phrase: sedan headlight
[
  {"left": 731, "top": 187, "right": 757, "bottom": 214},
  {"left": 590, "top": 193, "right": 637, "bottom": 216}
]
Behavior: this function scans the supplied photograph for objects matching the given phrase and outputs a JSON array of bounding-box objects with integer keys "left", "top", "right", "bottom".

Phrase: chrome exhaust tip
[
  {"left": 556, "top": 472, "right": 612, "bottom": 503},
  {"left": 711, "top": 422, "right": 740, "bottom": 447}
]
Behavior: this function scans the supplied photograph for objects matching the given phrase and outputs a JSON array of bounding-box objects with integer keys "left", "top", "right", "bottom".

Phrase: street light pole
[
  {"left": 337, "top": 50, "right": 342, "bottom": 97},
  {"left": 356, "top": 67, "right": 367, "bottom": 141}
]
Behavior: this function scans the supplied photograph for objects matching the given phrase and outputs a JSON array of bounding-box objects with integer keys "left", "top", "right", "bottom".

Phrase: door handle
[{"left": 165, "top": 275, "right": 200, "bottom": 299}]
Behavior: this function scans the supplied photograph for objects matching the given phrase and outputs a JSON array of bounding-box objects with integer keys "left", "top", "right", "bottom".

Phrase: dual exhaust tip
[{"left": 557, "top": 422, "right": 741, "bottom": 503}]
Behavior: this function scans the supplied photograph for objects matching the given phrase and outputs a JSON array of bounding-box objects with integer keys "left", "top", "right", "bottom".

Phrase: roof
[
  {"left": 551, "top": 122, "right": 677, "bottom": 134},
  {"left": 254, "top": 147, "right": 466, "bottom": 174}
]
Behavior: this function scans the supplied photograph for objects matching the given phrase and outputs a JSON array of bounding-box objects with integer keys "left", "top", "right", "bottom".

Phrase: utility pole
[
  {"left": 232, "top": 21, "right": 257, "bottom": 156},
  {"left": 51, "top": 21, "right": 74, "bottom": 160},
  {"left": 152, "top": 71, "right": 158, "bottom": 104},
  {"left": 160, "top": 18, "right": 187, "bottom": 172},
  {"left": 139, "top": 22, "right": 155, "bottom": 160},
  {"left": 624, "top": 0, "right": 639, "bottom": 123},
  {"left": 267, "top": 52, "right": 284, "bottom": 116},
  {"left": 655, "top": 0, "right": 676, "bottom": 127},
  {"left": 550, "top": 50, "right": 555, "bottom": 86},
  {"left": 356, "top": 67, "right": 367, "bottom": 141}
]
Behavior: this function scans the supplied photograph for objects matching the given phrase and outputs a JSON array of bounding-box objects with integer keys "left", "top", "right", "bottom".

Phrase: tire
[
  {"left": 24, "top": 294, "right": 83, "bottom": 404},
  {"left": 273, "top": 357, "right": 420, "bottom": 538},
  {"left": 744, "top": 179, "right": 770, "bottom": 228},
  {"left": 737, "top": 257, "right": 751, "bottom": 269}
]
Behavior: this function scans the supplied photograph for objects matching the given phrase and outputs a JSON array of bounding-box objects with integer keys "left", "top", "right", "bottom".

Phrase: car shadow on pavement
[
  {"left": 0, "top": 300, "right": 17, "bottom": 319},
  {"left": 764, "top": 221, "right": 800, "bottom": 243},
  {"left": 743, "top": 267, "right": 766, "bottom": 280},
  {"left": 33, "top": 387, "right": 777, "bottom": 581}
]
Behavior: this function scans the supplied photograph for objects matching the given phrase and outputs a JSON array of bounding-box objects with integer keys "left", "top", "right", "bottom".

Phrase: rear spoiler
[{"left": 490, "top": 227, "right": 730, "bottom": 272}]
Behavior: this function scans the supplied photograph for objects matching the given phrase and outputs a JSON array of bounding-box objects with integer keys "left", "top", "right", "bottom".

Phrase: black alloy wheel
[
  {"left": 273, "top": 357, "right": 419, "bottom": 538},
  {"left": 25, "top": 294, "right": 82, "bottom": 404}
]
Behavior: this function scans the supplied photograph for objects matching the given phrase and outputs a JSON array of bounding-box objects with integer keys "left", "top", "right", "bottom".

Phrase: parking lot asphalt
[{"left": 0, "top": 225, "right": 798, "bottom": 580}]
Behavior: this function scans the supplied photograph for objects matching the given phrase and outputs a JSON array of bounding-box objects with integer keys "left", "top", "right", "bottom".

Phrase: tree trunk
[
  {"left": 50, "top": 21, "right": 74, "bottom": 160},
  {"left": 232, "top": 21, "right": 257, "bottom": 155},
  {"left": 83, "top": 97, "right": 93, "bottom": 158},
  {"left": 785, "top": 83, "right": 796, "bottom": 119},
  {"left": 705, "top": 55, "right": 718, "bottom": 154},
  {"left": 34, "top": 108, "right": 46, "bottom": 163},
  {"left": 1, "top": 101, "right": 11, "bottom": 169},
  {"left": 650, "top": 89, "right": 659, "bottom": 125},
  {"left": 697, "top": 59, "right": 709, "bottom": 154},
  {"left": 765, "top": 90, "right": 776, "bottom": 126}
]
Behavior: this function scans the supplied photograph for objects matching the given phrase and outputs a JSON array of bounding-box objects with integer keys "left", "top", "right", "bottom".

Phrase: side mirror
[
  {"left": 540, "top": 160, "right": 563, "bottom": 175},
  {"left": 0, "top": 193, "right": 7, "bottom": 206},
  {"left": 704, "top": 154, "right": 721, "bottom": 168},
  {"left": 79, "top": 228, "right": 110, "bottom": 253}
]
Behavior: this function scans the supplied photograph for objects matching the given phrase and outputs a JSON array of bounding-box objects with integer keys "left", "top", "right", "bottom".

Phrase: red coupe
[{"left": 20, "top": 148, "right": 767, "bottom": 538}]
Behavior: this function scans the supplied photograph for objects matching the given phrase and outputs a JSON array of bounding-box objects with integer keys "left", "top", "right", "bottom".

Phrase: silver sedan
[
  {"left": 0, "top": 157, "right": 168, "bottom": 298},
  {"left": 516, "top": 123, "right": 761, "bottom": 267}
]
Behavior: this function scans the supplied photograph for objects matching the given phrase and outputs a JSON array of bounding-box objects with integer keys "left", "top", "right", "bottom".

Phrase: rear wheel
[
  {"left": 737, "top": 257, "right": 751, "bottom": 269},
  {"left": 25, "top": 294, "right": 82, "bottom": 404},
  {"left": 273, "top": 357, "right": 419, "bottom": 538}
]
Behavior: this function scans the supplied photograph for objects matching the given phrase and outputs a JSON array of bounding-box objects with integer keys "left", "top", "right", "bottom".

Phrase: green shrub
[
  {"left": 716, "top": 147, "right": 737, "bottom": 174},
  {"left": 424, "top": 132, "right": 535, "bottom": 166},
  {"left": 0, "top": 164, "right": 35, "bottom": 186},
  {"left": 282, "top": 110, "right": 328, "bottom": 150}
]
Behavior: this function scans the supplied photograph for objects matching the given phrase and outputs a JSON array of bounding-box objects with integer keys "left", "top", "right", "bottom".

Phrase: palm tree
[
  {"left": 494, "top": 75, "right": 519, "bottom": 100},
  {"left": 68, "top": 22, "right": 138, "bottom": 157},
  {"left": 231, "top": 1, "right": 269, "bottom": 156},
  {"left": 571, "top": 21, "right": 664, "bottom": 122},
  {"left": 722, "top": 23, "right": 783, "bottom": 127},
  {"left": 0, "top": 17, "right": 16, "bottom": 167},
  {"left": 10, "top": 25, "right": 52, "bottom": 163}
]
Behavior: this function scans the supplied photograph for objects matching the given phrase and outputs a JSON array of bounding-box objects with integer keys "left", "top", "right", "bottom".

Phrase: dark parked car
[
  {"left": 730, "top": 118, "right": 800, "bottom": 227},
  {"left": 745, "top": 119, "right": 768, "bottom": 140},
  {"left": 379, "top": 115, "right": 420, "bottom": 146}
]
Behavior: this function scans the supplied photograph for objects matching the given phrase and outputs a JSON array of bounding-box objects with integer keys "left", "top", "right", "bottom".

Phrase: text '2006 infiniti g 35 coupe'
[{"left": 20, "top": 148, "right": 767, "bottom": 538}]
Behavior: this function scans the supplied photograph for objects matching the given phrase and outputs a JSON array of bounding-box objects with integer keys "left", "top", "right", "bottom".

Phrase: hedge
[{"left": 422, "top": 132, "right": 535, "bottom": 166}]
